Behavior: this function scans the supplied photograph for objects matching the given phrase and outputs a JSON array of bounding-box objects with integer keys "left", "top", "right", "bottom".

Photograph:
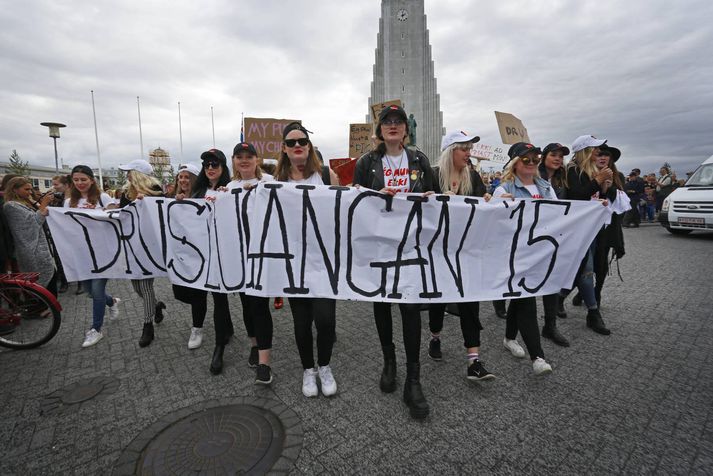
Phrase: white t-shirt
[
  {"left": 227, "top": 173, "right": 274, "bottom": 190},
  {"left": 382, "top": 150, "right": 410, "bottom": 193},
  {"left": 64, "top": 193, "right": 115, "bottom": 209},
  {"left": 493, "top": 184, "right": 557, "bottom": 200},
  {"left": 289, "top": 172, "right": 323, "bottom": 185}
]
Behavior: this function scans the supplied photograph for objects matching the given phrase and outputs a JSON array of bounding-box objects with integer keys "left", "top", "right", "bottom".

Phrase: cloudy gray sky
[{"left": 2, "top": 0, "right": 712, "bottom": 176}]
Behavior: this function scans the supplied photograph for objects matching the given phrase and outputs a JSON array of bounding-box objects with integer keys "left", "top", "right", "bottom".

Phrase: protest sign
[
  {"left": 349, "top": 123, "right": 374, "bottom": 158},
  {"left": 471, "top": 143, "right": 509, "bottom": 164},
  {"left": 370, "top": 99, "right": 402, "bottom": 122},
  {"left": 329, "top": 158, "right": 357, "bottom": 186},
  {"left": 494, "top": 111, "right": 530, "bottom": 144},
  {"left": 47, "top": 187, "right": 610, "bottom": 303},
  {"left": 244, "top": 117, "right": 299, "bottom": 159}
]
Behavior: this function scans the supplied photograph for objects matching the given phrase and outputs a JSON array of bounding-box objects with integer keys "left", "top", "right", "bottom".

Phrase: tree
[
  {"left": 152, "top": 163, "right": 174, "bottom": 185},
  {"left": 7, "top": 149, "right": 30, "bottom": 177},
  {"left": 115, "top": 169, "right": 127, "bottom": 188}
]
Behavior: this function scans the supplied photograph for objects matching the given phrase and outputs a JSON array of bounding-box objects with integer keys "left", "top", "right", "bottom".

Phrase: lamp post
[{"left": 40, "top": 122, "right": 66, "bottom": 173}]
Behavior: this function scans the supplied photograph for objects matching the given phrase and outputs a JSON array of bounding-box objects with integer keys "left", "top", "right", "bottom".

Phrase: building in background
[
  {"left": 148, "top": 147, "right": 174, "bottom": 185},
  {"left": 0, "top": 162, "right": 121, "bottom": 192}
]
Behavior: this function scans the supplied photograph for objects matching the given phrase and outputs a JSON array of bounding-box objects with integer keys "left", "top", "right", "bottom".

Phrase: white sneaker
[
  {"left": 82, "top": 329, "right": 103, "bottom": 348},
  {"left": 188, "top": 327, "right": 203, "bottom": 350},
  {"left": 503, "top": 338, "right": 526, "bottom": 358},
  {"left": 318, "top": 365, "right": 337, "bottom": 397},
  {"left": 109, "top": 298, "right": 121, "bottom": 320},
  {"left": 302, "top": 368, "right": 318, "bottom": 397},
  {"left": 533, "top": 357, "right": 553, "bottom": 375}
]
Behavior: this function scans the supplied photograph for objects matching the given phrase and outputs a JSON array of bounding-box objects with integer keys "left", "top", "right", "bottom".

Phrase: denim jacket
[{"left": 499, "top": 176, "right": 554, "bottom": 199}]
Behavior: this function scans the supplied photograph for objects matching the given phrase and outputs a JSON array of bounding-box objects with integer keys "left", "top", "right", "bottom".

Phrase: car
[{"left": 659, "top": 155, "right": 713, "bottom": 234}]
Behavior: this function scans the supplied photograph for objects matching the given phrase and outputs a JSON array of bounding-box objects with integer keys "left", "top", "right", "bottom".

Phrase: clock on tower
[{"left": 397, "top": 8, "right": 408, "bottom": 21}]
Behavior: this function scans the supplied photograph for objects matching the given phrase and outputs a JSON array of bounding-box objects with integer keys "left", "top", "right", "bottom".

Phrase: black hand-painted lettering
[
  {"left": 166, "top": 200, "right": 206, "bottom": 284},
  {"left": 503, "top": 200, "right": 525, "bottom": 297},
  {"left": 346, "top": 191, "right": 390, "bottom": 297},
  {"left": 66, "top": 211, "right": 122, "bottom": 273}
]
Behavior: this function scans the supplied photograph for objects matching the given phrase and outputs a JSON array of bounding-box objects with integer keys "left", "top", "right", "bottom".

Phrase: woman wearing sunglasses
[
  {"left": 227, "top": 142, "right": 275, "bottom": 385},
  {"left": 493, "top": 143, "right": 555, "bottom": 376},
  {"left": 427, "top": 130, "right": 496, "bottom": 382},
  {"left": 352, "top": 105, "right": 436, "bottom": 419},
  {"left": 275, "top": 122, "right": 340, "bottom": 398}
]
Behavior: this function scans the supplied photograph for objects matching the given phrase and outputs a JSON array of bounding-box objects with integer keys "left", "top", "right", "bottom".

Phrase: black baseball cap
[
  {"left": 507, "top": 142, "right": 542, "bottom": 160},
  {"left": 378, "top": 104, "right": 408, "bottom": 123},
  {"left": 599, "top": 144, "right": 621, "bottom": 162},
  {"left": 542, "top": 142, "right": 570, "bottom": 157},
  {"left": 200, "top": 148, "right": 227, "bottom": 164},
  {"left": 233, "top": 142, "right": 257, "bottom": 156},
  {"left": 71, "top": 164, "right": 95, "bottom": 178}
]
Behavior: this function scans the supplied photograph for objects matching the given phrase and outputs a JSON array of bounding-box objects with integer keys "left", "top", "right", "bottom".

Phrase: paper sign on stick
[
  {"left": 471, "top": 143, "right": 509, "bottom": 165},
  {"left": 349, "top": 123, "right": 374, "bottom": 158},
  {"left": 371, "top": 99, "right": 402, "bottom": 122},
  {"left": 494, "top": 111, "right": 530, "bottom": 144},
  {"left": 329, "top": 158, "right": 358, "bottom": 186},
  {"left": 244, "top": 117, "right": 299, "bottom": 160}
]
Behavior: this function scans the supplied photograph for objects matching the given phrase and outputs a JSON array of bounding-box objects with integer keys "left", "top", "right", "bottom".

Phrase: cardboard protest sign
[
  {"left": 370, "top": 99, "right": 402, "bottom": 122},
  {"left": 329, "top": 158, "right": 358, "bottom": 186},
  {"left": 494, "top": 111, "right": 530, "bottom": 144},
  {"left": 349, "top": 123, "right": 373, "bottom": 158},
  {"left": 244, "top": 117, "right": 299, "bottom": 159},
  {"left": 471, "top": 143, "right": 509, "bottom": 164},
  {"left": 48, "top": 188, "right": 611, "bottom": 303}
]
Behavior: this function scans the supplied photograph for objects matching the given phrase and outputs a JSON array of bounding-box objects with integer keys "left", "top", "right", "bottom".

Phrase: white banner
[{"left": 47, "top": 185, "right": 611, "bottom": 303}]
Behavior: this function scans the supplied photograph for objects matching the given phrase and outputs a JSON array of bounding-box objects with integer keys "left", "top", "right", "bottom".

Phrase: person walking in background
[{"left": 623, "top": 168, "right": 644, "bottom": 228}]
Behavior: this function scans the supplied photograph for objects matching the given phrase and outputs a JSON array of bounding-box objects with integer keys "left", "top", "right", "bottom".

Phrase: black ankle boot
[
  {"left": 556, "top": 295, "right": 567, "bottom": 318},
  {"left": 541, "top": 318, "right": 570, "bottom": 347},
  {"left": 403, "top": 362, "right": 429, "bottom": 419},
  {"left": 210, "top": 345, "right": 225, "bottom": 375},
  {"left": 154, "top": 301, "right": 166, "bottom": 323},
  {"left": 586, "top": 309, "right": 611, "bottom": 335},
  {"left": 493, "top": 301, "right": 507, "bottom": 319},
  {"left": 572, "top": 293, "right": 583, "bottom": 307},
  {"left": 380, "top": 344, "right": 397, "bottom": 393},
  {"left": 139, "top": 323, "right": 154, "bottom": 347}
]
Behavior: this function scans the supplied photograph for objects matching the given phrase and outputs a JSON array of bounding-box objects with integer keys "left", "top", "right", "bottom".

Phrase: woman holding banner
[
  {"left": 227, "top": 141, "right": 275, "bottom": 385},
  {"left": 276, "top": 122, "right": 340, "bottom": 397},
  {"left": 493, "top": 143, "right": 554, "bottom": 375},
  {"left": 352, "top": 105, "right": 435, "bottom": 419},
  {"left": 427, "top": 130, "right": 495, "bottom": 381},
  {"left": 65, "top": 165, "right": 120, "bottom": 348},
  {"left": 170, "top": 163, "right": 199, "bottom": 199},
  {"left": 117, "top": 160, "right": 166, "bottom": 348}
]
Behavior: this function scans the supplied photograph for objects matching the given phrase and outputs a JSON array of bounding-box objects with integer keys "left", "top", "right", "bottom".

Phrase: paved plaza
[{"left": 1, "top": 225, "right": 712, "bottom": 474}]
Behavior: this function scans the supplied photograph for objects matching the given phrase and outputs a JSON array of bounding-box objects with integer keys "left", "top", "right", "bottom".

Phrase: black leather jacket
[{"left": 353, "top": 147, "right": 435, "bottom": 193}]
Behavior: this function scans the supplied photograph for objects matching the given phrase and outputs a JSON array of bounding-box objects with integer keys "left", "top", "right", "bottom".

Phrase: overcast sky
[{"left": 1, "top": 0, "right": 712, "bottom": 176}]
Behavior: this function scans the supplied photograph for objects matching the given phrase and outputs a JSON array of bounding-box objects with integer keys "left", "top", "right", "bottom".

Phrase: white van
[{"left": 659, "top": 155, "right": 713, "bottom": 234}]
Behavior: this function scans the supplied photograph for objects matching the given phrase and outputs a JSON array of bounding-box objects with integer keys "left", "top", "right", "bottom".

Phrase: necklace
[{"left": 385, "top": 150, "right": 405, "bottom": 175}]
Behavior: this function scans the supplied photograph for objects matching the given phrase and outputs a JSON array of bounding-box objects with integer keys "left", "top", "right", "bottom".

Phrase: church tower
[{"left": 368, "top": 0, "right": 444, "bottom": 163}]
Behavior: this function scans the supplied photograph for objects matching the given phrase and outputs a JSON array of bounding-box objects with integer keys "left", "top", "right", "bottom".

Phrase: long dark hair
[
  {"left": 69, "top": 165, "right": 101, "bottom": 207},
  {"left": 192, "top": 164, "right": 230, "bottom": 198}
]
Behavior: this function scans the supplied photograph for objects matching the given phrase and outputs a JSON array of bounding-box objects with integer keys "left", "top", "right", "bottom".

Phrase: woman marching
[
  {"left": 227, "top": 142, "right": 275, "bottom": 384},
  {"left": 352, "top": 105, "right": 436, "bottom": 418},
  {"left": 493, "top": 143, "right": 554, "bottom": 375},
  {"left": 170, "top": 163, "right": 200, "bottom": 199},
  {"left": 65, "top": 165, "right": 120, "bottom": 348},
  {"left": 275, "top": 122, "right": 340, "bottom": 397},
  {"left": 117, "top": 159, "right": 167, "bottom": 347},
  {"left": 427, "top": 130, "right": 495, "bottom": 381}
]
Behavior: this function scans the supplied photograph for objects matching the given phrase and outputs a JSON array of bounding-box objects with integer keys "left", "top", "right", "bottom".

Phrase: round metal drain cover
[
  {"left": 114, "top": 397, "right": 303, "bottom": 475},
  {"left": 41, "top": 376, "right": 120, "bottom": 415}
]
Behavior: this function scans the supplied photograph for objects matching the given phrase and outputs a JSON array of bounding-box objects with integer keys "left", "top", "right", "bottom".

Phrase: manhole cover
[
  {"left": 41, "top": 376, "right": 120, "bottom": 415},
  {"left": 114, "top": 397, "right": 303, "bottom": 475}
]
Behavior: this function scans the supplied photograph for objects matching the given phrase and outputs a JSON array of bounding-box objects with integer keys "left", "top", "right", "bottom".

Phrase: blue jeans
[
  {"left": 645, "top": 204, "right": 655, "bottom": 222},
  {"left": 574, "top": 240, "right": 598, "bottom": 310},
  {"left": 82, "top": 279, "right": 114, "bottom": 331}
]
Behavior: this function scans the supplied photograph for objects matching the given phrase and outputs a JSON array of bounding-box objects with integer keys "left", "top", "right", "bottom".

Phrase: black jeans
[
  {"left": 428, "top": 302, "right": 482, "bottom": 348},
  {"left": 191, "top": 290, "right": 234, "bottom": 345},
  {"left": 505, "top": 297, "right": 544, "bottom": 360},
  {"left": 373, "top": 302, "right": 421, "bottom": 364},
  {"left": 238, "top": 293, "right": 273, "bottom": 350},
  {"left": 288, "top": 297, "right": 336, "bottom": 369}
]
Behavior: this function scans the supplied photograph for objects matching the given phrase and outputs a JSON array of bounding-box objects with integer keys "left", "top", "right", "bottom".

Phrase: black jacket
[
  {"left": 538, "top": 163, "right": 568, "bottom": 199},
  {"left": 566, "top": 166, "right": 617, "bottom": 202},
  {"left": 432, "top": 167, "right": 486, "bottom": 197},
  {"left": 353, "top": 147, "right": 435, "bottom": 193}
]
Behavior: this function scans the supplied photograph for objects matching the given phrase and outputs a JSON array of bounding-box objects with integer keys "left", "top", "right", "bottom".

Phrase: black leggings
[
  {"left": 289, "top": 297, "right": 336, "bottom": 369},
  {"left": 373, "top": 302, "right": 421, "bottom": 364},
  {"left": 191, "top": 291, "right": 234, "bottom": 345},
  {"left": 45, "top": 272, "right": 58, "bottom": 298},
  {"left": 428, "top": 302, "right": 483, "bottom": 348},
  {"left": 238, "top": 293, "right": 273, "bottom": 350},
  {"left": 505, "top": 297, "right": 544, "bottom": 360}
]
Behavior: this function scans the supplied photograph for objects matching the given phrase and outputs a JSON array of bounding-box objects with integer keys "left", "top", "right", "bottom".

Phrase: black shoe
[
  {"left": 572, "top": 293, "right": 583, "bottom": 307},
  {"left": 0, "top": 323, "right": 16, "bottom": 336},
  {"left": 586, "top": 309, "right": 611, "bottom": 336},
  {"left": 139, "top": 323, "right": 154, "bottom": 347},
  {"left": 493, "top": 301, "right": 507, "bottom": 319},
  {"left": 556, "top": 295, "right": 567, "bottom": 318},
  {"left": 380, "top": 344, "right": 397, "bottom": 393},
  {"left": 467, "top": 360, "right": 495, "bottom": 381},
  {"left": 248, "top": 346, "right": 259, "bottom": 368},
  {"left": 403, "top": 363, "right": 429, "bottom": 419},
  {"left": 210, "top": 345, "right": 225, "bottom": 375},
  {"left": 154, "top": 302, "right": 166, "bottom": 324},
  {"left": 428, "top": 338, "right": 442, "bottom": 361},
  {"left": 58, "top": 282, "right": 69, "bottom": 294},
  {"left": 255, "top": 364, "right": 273, "bottom": 385},
  {"left": 542, "top": 324, "right": 570, "bottom": 347},
  {"left": 75, "top": 284, "right": 84, "bottom": 295}
]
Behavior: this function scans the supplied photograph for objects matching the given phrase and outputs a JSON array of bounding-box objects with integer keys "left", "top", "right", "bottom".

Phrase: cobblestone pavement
[{"left": 1, "top": 226, "right": 712, "bottom": 475}]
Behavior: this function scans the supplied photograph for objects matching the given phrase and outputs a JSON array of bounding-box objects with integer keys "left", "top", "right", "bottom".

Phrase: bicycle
[{"left": 0, "top": 272, "right": 62, "bottom": 350}]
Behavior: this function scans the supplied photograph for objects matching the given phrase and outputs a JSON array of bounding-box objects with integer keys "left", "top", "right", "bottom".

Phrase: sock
[
  {"left": 467, "top": 353, "right": 479, "bottom": 363},
  {"left": 431, "top": 333, "right": 440, "bottom": 341}
]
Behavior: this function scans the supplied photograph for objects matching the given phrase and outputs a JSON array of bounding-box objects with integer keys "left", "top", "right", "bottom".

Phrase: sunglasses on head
[
  {"left": 203, "top": 161, "right": 221, "bottom": 169},
  {"left": 284, "top": 138, "right": 309, "bottom": 148},
  {"left": 519, "top": 156, "right": 541, "bottom": 165}
]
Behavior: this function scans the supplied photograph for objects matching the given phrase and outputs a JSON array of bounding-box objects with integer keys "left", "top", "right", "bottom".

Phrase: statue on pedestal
[{"left": 407, "top": 114, "right": 417, "bottom": 147}]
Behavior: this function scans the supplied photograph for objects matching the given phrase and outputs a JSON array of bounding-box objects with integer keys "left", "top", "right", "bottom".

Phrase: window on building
[
  {"left": 402, "top": 85, "right": 405, "bottom": 92},
  {"left": 402, "top": 68, "right": 405, "bottom": 74},
  {"left": 44, "top": 179, "right": 52, "bottom": 188},
  {"left": 401, "top": 51, "right": 405, "bottom": 57},
  {"left": 31, "top": 178, "right": 39, "bottom": 188},
  {"left": 401, "top": 32, "right": 405, "bottom": 39}
]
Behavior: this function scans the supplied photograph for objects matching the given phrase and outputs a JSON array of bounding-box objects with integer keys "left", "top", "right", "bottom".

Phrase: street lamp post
[{"left": 40, "top": 122, "right": 66, "bottom": 173}]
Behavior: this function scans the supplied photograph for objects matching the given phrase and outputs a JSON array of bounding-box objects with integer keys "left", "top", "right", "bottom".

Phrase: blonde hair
[
  {"left": 4, "top": 177, "right": 32, "bottom": 204},
  {"left": 501, "top": 157, "right": 521, "bottom": 183},
  {"left": 569, "top": 147, "right": 598, "bottom": 180},
  {"left": 124, "top": 170, "right": 162, "bottom": 200},
  {"left": 231, "top": 156, "right": 263, "bottom": 181},
  {"left": 437, "top": 144, "right": 472, "bottom": 196}
]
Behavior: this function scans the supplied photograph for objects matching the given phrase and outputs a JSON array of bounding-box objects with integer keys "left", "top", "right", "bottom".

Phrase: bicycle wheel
[{"left": 0, "top": 283, "right": 62, "bottom": 350}]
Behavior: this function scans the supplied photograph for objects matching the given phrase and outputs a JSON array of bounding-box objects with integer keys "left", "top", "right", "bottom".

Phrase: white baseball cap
[
  {"left": 177, "top": 162, "right": 201, "bottom": 177},
  {"left": 571, "top": 135, "right": 607, "bottom": 153},
  {"left": 119, "top": 159, "right": 153, "bottom": 175},
  {"left": 441, "top": 130, "right": 480, "bottom": 152}
]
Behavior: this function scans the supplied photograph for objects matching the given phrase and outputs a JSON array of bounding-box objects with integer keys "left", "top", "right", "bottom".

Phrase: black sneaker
[
  {"left": 467, "top": 360, "right": 495, "bottom": 381},
  {"left": 255, "top": 364, "right": 273, "bottom": 385},
  {"left": 428, "top": 338, "right": 442, "bottom": 361},
  {"left": 248, "top": 346, "right": 259, "bottom": 368}
]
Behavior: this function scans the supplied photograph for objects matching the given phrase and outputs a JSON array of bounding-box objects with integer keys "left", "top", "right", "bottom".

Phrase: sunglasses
[
  {"left": 519, "top": 156, "right": 541, "bottom": 165},
  {"left": 203, "top": 161, "right": 221, "bottom": 169},
  {"left": 382, "top": 119, "right": 405, "bottom": 126},
  {"left": 284, "top": 138, "right": 309, "bottom": 148}
]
